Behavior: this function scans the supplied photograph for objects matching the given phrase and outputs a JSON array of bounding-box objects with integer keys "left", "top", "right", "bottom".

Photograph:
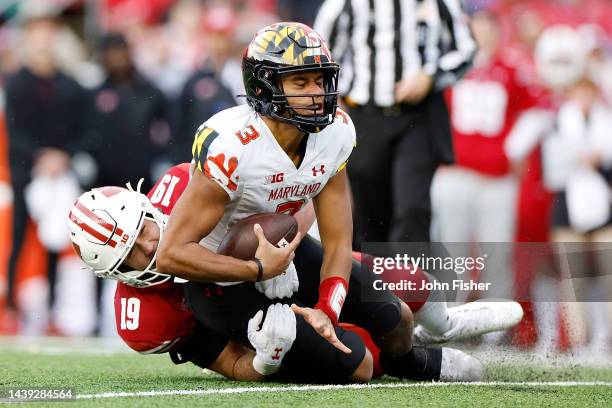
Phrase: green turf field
[{"left": 1, "top": 337, "right": 612, "bottom": 407}]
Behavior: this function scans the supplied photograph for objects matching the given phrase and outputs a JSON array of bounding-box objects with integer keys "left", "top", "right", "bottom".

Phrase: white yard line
[{"left": 76, "top": 382, "right": 612, "bottom": 400}]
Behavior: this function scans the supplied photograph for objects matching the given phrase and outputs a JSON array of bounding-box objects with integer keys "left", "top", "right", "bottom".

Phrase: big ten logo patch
[{"left": 264, "top": 172, "right": 285, "bottom": 185}]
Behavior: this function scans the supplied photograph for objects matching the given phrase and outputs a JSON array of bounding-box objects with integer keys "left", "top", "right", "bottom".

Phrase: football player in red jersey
[
  {"left": 70, "top": 160, "right": 523, "bottom": 382},
  {"left": 69, "top": 163, "right": 297, "bottom": 380},
  {"left": 433, "top": 10, "right": 545, "bottom": 308}
]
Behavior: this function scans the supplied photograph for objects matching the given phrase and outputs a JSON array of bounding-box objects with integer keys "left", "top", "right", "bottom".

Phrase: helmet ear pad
[
  {"left": 243, "top": 63, "right": 282, "bottom": 116},
  {"left": 250, "top": 65, "right": 275, "bottom": 102}
]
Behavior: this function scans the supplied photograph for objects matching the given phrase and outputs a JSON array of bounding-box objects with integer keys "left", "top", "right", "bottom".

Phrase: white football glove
[
  {"left": 255, "top": 261, "right": 299, "bottom": 299},
  {"left": 247, "top": 303, "right": 297, "bottom": 375}
]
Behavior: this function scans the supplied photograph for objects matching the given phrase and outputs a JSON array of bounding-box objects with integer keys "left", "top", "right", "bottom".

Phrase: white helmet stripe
[
  {"left": 75, "top": 201, "right": 125, "bottom": 236},
  {"left": 69, "top": 210, "right": 118, "bottom": 248},
  {"left": 69, "top": 205, "right": 123, "bottom": 248}
]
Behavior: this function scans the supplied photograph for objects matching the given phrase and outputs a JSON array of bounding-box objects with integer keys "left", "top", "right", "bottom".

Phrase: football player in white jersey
[
  {"left": 155, "top": 22, "right": 496, "bottom": 383},
  {"left": 69, "top": 176, "right": 524, "bottom": 382}
]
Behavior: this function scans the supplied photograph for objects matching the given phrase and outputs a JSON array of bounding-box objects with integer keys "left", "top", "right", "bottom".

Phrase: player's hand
[
  {"left": 290, "top": 304, "right": 352, "bottom": 354},
  {"left": 394, "top": 71, "right": 433, "bottom": 104},
  {"left": 247, "top": 303, "right": 297, "bottom": 375},
  {"left": 255, "top": 261, "right": 299, "bottom": 299},
  {"left": 253, "top": 223, "right": 301, "bottom": 280}
]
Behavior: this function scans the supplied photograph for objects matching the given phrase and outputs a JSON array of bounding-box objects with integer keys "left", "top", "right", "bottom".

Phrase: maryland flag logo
[
  {"left": 247, "top": 22, "right": 333, "bottom": 66},
  {"left": 191, "top": 125, "right": 239, "bottom": 192},
  {"left": 192, "top": 125, "right": 220, "bottom": 172}
]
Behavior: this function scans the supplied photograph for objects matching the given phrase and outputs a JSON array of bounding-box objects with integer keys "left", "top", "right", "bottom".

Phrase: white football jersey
[{"left": 190, "top": 104, "right": 356, "bottom": 285}]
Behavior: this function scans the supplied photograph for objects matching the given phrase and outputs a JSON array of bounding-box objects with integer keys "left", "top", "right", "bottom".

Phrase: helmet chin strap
[
  {"left": 109, "top": 180, "right": 172, "bottom": 287},
  {"left": 270, "top": 107, "right": 333, "bottom": 133},
  {"left": 269, "top": 92, "right": 336, "bottom": 133},
  {"left": 297, "top": 122, "right": 326, "bottom": 134}
]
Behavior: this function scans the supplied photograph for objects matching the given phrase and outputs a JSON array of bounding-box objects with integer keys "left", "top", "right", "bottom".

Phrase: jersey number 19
[{"left": 120, "top": 297, "right": 140, "bottom": 330}]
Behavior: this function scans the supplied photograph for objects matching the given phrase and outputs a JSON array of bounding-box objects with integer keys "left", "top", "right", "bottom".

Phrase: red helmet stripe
[
  {"left": 75, "top": 202, "right": 124, "bottom": 237},
  {"left": 96, "top": 186, "right": 126, "bottom": 197},
  {"left": 69, "top": 210, "right": 117, "bottom": 248}
]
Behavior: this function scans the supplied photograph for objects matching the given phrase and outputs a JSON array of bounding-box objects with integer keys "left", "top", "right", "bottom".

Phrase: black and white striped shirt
[{"left": 314, "top": 0, "right": 476, "bottom": 107}]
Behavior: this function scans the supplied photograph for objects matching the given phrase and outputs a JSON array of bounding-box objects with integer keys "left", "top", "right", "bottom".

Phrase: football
[{"left": 217, "top": 213, "right": 298, "bottom": 260}]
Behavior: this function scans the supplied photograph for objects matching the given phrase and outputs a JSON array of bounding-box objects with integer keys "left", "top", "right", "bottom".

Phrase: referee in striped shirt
[{"left": 315, "top": 0, "right": 475, "bottom": 246}]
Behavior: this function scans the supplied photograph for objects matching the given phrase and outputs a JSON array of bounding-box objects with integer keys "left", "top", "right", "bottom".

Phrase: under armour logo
[
  {"left": 272, "top": 347, "right": 283, "bottom": 360},
  {"left": 312, "top": 165, "right": 325, "bottom": 176}
]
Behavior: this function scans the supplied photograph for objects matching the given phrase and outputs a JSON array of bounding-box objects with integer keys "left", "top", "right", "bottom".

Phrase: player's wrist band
[
  {"left": 253, "top": 258, "right": 264, "bottom": 282},
  {"left": 315, "top": 276, "right": 348, "bottom": 326}
]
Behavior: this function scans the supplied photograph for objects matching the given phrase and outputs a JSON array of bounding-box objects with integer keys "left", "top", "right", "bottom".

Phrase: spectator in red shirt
[{"left": 432, "top": 10, "right": 540, "bottom": 304}]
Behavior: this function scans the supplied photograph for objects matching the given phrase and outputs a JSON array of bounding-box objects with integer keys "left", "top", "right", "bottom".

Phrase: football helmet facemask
[
  {"left": 68, "top": 181, "right": 170, "bottom": 288},
  {"left": 242, "top": 22, "right": 339, "bottom": 133}
]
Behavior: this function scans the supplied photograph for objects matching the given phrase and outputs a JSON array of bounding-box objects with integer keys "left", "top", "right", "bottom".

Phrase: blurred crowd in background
[{"left": 0, "top": 0, "right": 611, "bottom": 358}]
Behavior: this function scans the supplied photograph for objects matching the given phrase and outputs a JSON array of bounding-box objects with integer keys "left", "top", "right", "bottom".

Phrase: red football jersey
[
  {"left": 147, "top": 162, "right": 191, "bottom": 214},
  {"left": 514, "top": 91, "right": 557, "bottom": 243},
  {"left": 494, "top": 0, "right": 612, "bottom": 49},
  {"left": 114, "top": 163, "right": 197, "bottom": 354},
  {"left": 447, "top": 52, "right": 538, "bottom": 176}
]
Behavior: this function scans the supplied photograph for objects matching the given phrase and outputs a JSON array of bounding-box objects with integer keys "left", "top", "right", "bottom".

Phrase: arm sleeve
[
  {"left": 504, "top": 109, "right": 555, "bottom": 162},
  {"left": 428, "top": 0, "right": 476, "bottom": 91}
]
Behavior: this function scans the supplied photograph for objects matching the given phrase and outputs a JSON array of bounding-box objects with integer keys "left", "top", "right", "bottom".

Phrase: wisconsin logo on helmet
[
  {"left": 69, "top": 196, "right": 126, "bottom": 248},
  {"left": 242, "top": 22, "right": 340, "bottom": 134}
]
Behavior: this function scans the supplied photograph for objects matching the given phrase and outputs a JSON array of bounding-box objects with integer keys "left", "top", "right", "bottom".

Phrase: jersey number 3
[
  {"left": 120, "top": 297, "right": 140, "bottom": 330},
  {"left": 235, "top": 125, "right": 260, "bottom": 145}
]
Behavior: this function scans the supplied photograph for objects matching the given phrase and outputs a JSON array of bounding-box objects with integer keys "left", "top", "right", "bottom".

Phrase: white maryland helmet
[
  {"left": 535, "top": 25, "right": 587, "bottom": 91},
  {"left": 68, "top": 182, "right": 171, "bottom": 288}
]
